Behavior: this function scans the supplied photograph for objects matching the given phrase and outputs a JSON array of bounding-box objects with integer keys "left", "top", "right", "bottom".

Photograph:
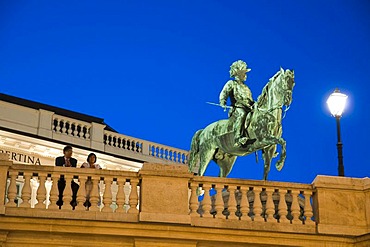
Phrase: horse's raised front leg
[
  {"left": 258, "top": 136, "right": 286, "bottom": 180},
  {"left": 275, "top": 137, "right": 286, "bottom": 171}
]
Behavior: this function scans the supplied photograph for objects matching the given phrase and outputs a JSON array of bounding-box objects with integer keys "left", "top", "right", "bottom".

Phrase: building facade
[{"left": 0, "top": 93, "right": 369, "bottom": 246}]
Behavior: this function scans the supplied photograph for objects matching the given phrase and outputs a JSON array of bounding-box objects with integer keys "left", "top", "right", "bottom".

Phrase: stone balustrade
[
  {"left": 189, "top": 176, "right": 315, "bottom": 233},
  {"left": 52, "top": 114, "right": 92, "bottom": 140},
  {"left": 3, "top": 159, "right": 140, "bottom": 222},
  {"left": 1, "top": 156, "right": 369, "bottom": 240},
  {"left": 104, "top": 130, "right": 188, "bottom": 164}
]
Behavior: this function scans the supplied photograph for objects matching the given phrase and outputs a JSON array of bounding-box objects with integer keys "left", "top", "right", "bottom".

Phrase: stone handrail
[{"left": 104, "top": 130, "right": 188, "bottom": 164}]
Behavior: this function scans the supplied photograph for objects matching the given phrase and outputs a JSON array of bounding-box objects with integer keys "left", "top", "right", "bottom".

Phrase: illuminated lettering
[
  {"left": 0, "top": 148, "right": 42, "bottom": 165},
  {"left": 27, "top": 156, "right": 34, "bottom": 164}
]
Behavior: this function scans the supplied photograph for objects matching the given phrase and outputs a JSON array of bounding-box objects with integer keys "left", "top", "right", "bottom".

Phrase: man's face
[
  {"left": 64, "top": 149, "right": 73, "bottom": 158},
  {"left": 235, "top": 71, "right": 247, "bottom": 82}
]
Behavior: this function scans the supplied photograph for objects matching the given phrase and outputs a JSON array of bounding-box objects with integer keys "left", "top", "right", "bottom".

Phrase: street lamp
[{"left": 326, "top": 88, "right": 348, "bottom": 176}]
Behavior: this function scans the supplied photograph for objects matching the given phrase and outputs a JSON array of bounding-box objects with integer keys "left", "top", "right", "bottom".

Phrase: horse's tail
[{"left": 188, "top": 129, "right": 203, "bottom": 173}]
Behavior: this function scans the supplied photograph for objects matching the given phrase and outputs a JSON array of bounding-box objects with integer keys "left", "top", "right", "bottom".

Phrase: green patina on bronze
[{"left": 188, "top": 60, "right": 295, "bottom": 180}]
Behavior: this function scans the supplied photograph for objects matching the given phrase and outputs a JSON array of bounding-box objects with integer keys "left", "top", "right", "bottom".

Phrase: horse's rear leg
[{"left": 198, "top": 148, "right": 216, "bottom": 176}]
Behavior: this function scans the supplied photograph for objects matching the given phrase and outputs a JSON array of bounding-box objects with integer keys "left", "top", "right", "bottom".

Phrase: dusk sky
[{"left": 1, "top": 1, "right": 369, "bottom": 184}]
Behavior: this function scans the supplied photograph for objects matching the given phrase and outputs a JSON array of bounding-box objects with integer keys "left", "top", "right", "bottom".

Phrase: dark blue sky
[{"left": 1, "top": 1, "right": 369, "bottom": 183}]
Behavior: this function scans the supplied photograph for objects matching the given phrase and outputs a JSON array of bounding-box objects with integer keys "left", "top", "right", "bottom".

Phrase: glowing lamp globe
[{"left": 327, "top": 89, "right": 348, "bottom": 117}]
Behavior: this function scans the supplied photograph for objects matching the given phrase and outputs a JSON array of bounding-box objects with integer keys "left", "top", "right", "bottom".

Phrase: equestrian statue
[{"left": 188, "top": 60, "right": 295, "bottom": 180}]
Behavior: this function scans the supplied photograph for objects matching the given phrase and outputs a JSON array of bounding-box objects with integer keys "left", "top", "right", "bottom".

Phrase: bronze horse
[{"left": 188, "top": 68, "right": 295, "bottom": 180}]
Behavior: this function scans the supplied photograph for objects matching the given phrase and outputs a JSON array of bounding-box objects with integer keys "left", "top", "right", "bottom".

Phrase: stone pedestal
[
  {"left": 139, "top": 163, "right": 192, "bottom": 224},
  {"left": 37, "top": 109, "right": 54, "bottom": 138},
  {"left": 90, "top": 122, "right": 106, "bottom": 151},
  {"left": 313, "top": 175, "right": 370, "bottom": 236},
  {"left": 0, "top": 153, "right": 12, "bottom": 215}
]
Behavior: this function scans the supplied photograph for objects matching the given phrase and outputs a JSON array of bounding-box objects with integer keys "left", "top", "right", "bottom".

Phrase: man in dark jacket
[{"left": 55, "top": 145, "right": 79, "bottom": 209}]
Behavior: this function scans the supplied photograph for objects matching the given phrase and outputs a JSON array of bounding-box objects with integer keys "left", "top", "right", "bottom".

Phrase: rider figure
[{"left": 219, "top": 60, "right": 254, "bottom": 147}]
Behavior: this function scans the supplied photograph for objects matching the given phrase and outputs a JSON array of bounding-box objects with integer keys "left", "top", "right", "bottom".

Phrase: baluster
[
  {"left": 35, "top": 173, "right": 47, "bottom": 209},
  {"left": 185, "top": 154, "right": 189, "bottom": 164},
  {"left": 128, "top": 179, "right": 139, "bottom": 214},
  {"left": 189, "top": 183, "right": 199, "bottom": 216},
  {"left": 214, "top": 184, "right": 225, "bottom": 219},
  {"left": 85, "top": 126, "right": 90, "bottom": 139},
  {"left": 76, "top": 176, "right": 86, "bottom": 211},
  {"left": 77, "top": 124, "right": 83, "bottom": 138},
  {"left": 73, "top": 122, "right": 78, "bottom": 136},
  {"left": 178, "top": 152, "right": 182, "bottom": 163},
  {"left": 133, "top": 140, "right": 137, "bottom": 152},
  {"left": 124, "top": 139, "right": 128, "bottom": 149},
  {"left": 303, "top": 190, "right": 314, "bottom": 225},
  {"left": 201, "top": 184, "right": 212, "bottom": 218},
  {"left": 89, "top": 176, "right": 100, "bottom": 212},
  {"left": 61, "top": 175, "right": 73, "bottom": 210},
  {"left": 113, "top": 136, "right": 117, "bottom": 147},
  {"left": 128, "top": 140, "right": 132, "bottom": 150},
  {"left": 253, "top": 187, "right": 264, "bottom": 222},
  {"left": 265, "top": 188, "right": 275, "bottom": 222},
  {"left": 124, "top": 181, "right": 131, "bottom": 210},
  {"left": 290, "top": 190, "right": 301, "bottom": 224},
  {"left": 106, "top": 135, "right": 111, "bottom": 146},
  {"left": 61, "top": 120, "right": 67, "bottom": 134},
  {"left": 115, "top": 178, "right": 126, "bottom": 213},
  {"left": 164, "top": 149, "right": 168, "bottom": 160},
  {"left": 122, "top": 138, "right": 127, "bottom": 149},
  {"left": 49, "top": 174, "right": 60, "bottom": 210},
  {"left": 6, "top": 171, "right": 18, "bottom": 207},
  {"left": 138, "top": 142, "right": 143, "bottom": 153},
  {"left": 278, "top": 189, "right": 289, "bottom": 223},
  {"left": 117, "top": 138, "right": 122, "bottom": 148},
  {"left": 55, "top": 119, "right": 61, "bottom": 133},
  {"left": 176, "top": 152, "right": 180, "bottom": 162},
  {"left": 239, "top": 187, "right": 250, "bottom": 221},
  {"left": 227, "top": 185, "right": 237, "bottom": 220},
  {"left": 65, "top": 121, "right": 71, "bottom": 135},
  {"left": 102, "top": 177, "right": 112, "bottom": 212},
  {"left": 52, "top": 118, "right": 57, "bottom": 132},
  {"left": 19, "top": 173, "right": 31, "bottom": 208}
]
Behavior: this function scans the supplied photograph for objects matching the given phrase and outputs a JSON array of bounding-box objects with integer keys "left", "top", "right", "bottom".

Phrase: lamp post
[{"left": 326, "top": 89, "right": 348, "bottom": 176}]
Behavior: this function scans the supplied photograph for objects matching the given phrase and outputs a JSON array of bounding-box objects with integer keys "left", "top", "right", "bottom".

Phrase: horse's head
[{"left": 256, "top": 68, "right": 295, "bottom": 111}]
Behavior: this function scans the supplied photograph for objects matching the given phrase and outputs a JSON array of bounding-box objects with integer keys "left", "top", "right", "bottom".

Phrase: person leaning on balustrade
[
  {"left": 80, "top": 153, "right": 101, "bottom": 169},
  {"left": 80, "top": 153, "right": 101, "bottom": 209},
  {"left": 55, "top": 145, "right": 80, "bottom": 209}
]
